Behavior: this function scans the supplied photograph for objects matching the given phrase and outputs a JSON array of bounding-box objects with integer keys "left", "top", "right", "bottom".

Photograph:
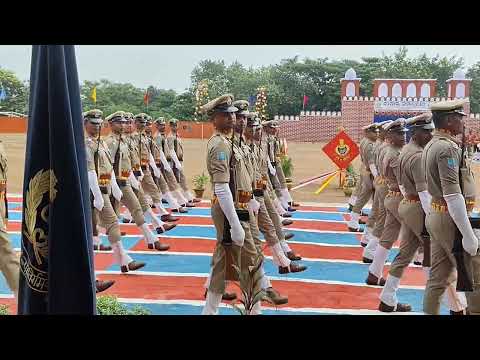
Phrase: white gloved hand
[
  {"left": 445, "top": 193, "right": 478, "bottom": 256},
  {"left": 463, "top": 231, "right": 479, "bottom": 257},
  {"left": 418, "top": 190, "right": 432, "bottom": 215},
  {"left": 399, "top": 185, "right": 407, "bottom": 197},
  {"left": 230, "top": 224, "right": 245, "bottom": 246},
  {"left": 160, "top": 151, "right": 172, "bottom": 172},
  {"left": 148, "top": 153, "right": 162, "bottom": 178},
  {"left": 93, "top": 196, "right": 104, "bottom": 211},
  {"left": 88, "top": 170, "right": 105, "bottom": 211},
  {"left": 369, "top": 164, "right": 378, "bottom": 178},
  {"left": 214, "top": 183, "right": 244, "bottom": 246},
  {"left": 170, "top": 149, "right": 183, "bottom": 170},
  {"left": 249, "top": 198, "right": 260, "bottom": 215},
  {"left": 268, "top": 161, "right": 276, "bottom": 176},
  {"left": 138, "top": 167, "right": 144, "bottom": 182},
  {"left": 129, "top": 172, "right": 140, "bottom": 190},
  {"left": 110, "top": 171, "right": 123, "bottom": 201}
]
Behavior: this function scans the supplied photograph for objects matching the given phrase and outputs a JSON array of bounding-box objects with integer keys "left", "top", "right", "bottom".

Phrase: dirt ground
[{"left": 3, "top": 134, "right": 480, "bottom": 206}]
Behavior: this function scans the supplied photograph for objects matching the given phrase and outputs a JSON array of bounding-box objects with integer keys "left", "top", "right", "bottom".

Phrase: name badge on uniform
[
  {"left": 447, "top": 158, "right": 457, "bottom": 169},
  {"left": 217, "top": 151, "right": 226, "bottom": 161}
]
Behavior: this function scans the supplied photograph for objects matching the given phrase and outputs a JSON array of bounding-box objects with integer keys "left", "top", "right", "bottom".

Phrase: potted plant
[
  {"left": 343, "top": 165, "right": 358, "bottom": 197},
  {"left": 192, "top": 172, "right": 209, "bottom": 199},
  {"left": 230, "top": 254, "right": 276, "bottom": 315},
  {"left": 281, "top": 156, "right": 294, "bottom": 190}
]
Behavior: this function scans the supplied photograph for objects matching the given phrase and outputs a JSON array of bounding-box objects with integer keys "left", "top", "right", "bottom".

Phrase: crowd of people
[{"left": 346, "top": 98, "right": 480, "bottom": 314}]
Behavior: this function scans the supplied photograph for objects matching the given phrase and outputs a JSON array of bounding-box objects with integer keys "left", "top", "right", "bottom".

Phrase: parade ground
[{"left": 1, "top": 135, "right": 479, "bottom": 315}]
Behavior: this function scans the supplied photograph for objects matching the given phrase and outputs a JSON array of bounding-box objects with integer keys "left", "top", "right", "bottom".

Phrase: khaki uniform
[
  {"left": 366, "top": 138, "right": 383, "bottom": 228},
  {"left": 378, "top": 144, "right": 403, "bottom": 250},
  {"left": 422, "top": 130, "right": 480, "bottom": 314},
  {"left": 125, "top": 135, "right": 150, "bottom": 213},
  {"left": 104, "top": 133, "right": 145, "bottom": 226},
  {"left": 207, "top": 132, "right": 259, "bottom": 295},
  {"left": 148, "top": 135, "right": 169, "bottom": 194},
  {"left": 372, "top": 142, "right": 390, "bottom": 239},
  {"left": 352, "top": 137, "right": 376, "bottom": 214},
  {"left": 389, "top": 141, "right": 426, "bottom": 278},
  {"left": 155, "top": 133, "right": 182, "bottom": 192},
  {"left": 85, "top": 136, "right": 121, "bottom": 245},
  {"left": 0, "top": 141, "right": 19, "bottom": 295},
  {"left": 266, "top": 134, "right": 283, "bottom": 196},
  {"left": 131, "top": 131, "right": 162, "bottom": 204},
  {"left": 167, "top": 133, "right": 189, "bottom": 193}
]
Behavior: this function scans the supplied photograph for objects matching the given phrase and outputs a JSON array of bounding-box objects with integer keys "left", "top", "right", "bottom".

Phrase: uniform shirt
[
  {"left": 85, "top": 136, "right": 113, "bottom": 186},
  {"left": 131, "top": 132, "right": 151, "bottom": 169},
  {"left": 376, "top": 141, "right": 389, "bottom": 177},
  {"left": 360, "top": 137, "right": 376, "bottom": 169},
  {"left": 167, "top": 133, "right": 183, "bottom": 161},
  {"left": 382, "top": 144, "right": 402, "bottom": 191},
  {"left": 266, "top": 134, "right": 276, "bottom": 163},
  {"left": 422, "top": 130, "right": 476, "bottom": 202},
  {"left": 0, "top": 141, "right": 7, "bottom": 183},
  {"left": 124, "top": 135, "right": 141, "bottom": 172},
  {"left": 207, "top": 132, "right": 253, "bottom": 203},
  {"left": 104, "top": 133, "right": 132, "bottom": 180},
  {"left": 155, "top": 133, "right": 172, "bottom": 161},
  {"left": 398, "top": 140, "right": 427, "bottom": 196}
]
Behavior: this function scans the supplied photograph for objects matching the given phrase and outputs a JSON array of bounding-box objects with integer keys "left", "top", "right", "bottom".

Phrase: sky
[{"left": 1, "top": 45, "right": 479, "bottom": 93}]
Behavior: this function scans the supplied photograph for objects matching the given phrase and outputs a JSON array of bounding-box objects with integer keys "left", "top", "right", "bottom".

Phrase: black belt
[
  {"left": 141, "top": 165, "right": 147, "bottom": 171},
  {"left": 271, "top": 161, "right": 277, "bottom": 167},
  {"left": 253, "top": 189, "right": 264, "bottom": 197},
  {"left": 117, "top": 180, "right": 127, "bottom": 187},
  {"left": 470, "top": 217, "right": 480, "bottom": 229},
  {"left": 133, "top": 170, "right": 142, "bottom": 177},
  {"left": 236, "top": 209, "right": 250, "bottom": 222},
  {"left": 99, "top": 186, "right": 109, "bottom": 194}
]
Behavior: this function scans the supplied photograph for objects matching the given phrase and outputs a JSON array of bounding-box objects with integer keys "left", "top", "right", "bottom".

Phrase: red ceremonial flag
[
  {"left": 144, "top": 91, "right": 149, "bottom": 106},
  {"left": 303, "top": 95, "right": 309, "bottom": 109}
]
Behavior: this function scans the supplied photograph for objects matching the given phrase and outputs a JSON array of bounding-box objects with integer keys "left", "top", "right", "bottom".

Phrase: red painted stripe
[
  {"left": 93, "top": 274, "right": 425, "bottom": 310},
  {"left": 0, "top": 298, "right": 17, "bottom": 315}
]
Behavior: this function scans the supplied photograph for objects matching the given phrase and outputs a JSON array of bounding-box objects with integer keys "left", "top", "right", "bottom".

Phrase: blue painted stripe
[{"left": 105, "top": 252, "right": 407, "bottom": 286}]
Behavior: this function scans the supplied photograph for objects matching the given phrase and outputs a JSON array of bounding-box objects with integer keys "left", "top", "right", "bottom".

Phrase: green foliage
[
  {"left": 281, "top": 156, "right": 294, "bottom": 178},
  {"left": 96, "top": 295, "right": 150, "bottom": 315},
  {"left": 192, "top": 172, "right": 209, "bottom": 190},
  {"left": 230, "top": 254, "right": 275, "bottom": 315},
  {"left": 2, "top": 47, "right": 479, "bottom": 120},
  {"left": 0, "top": 305, "right": 10, "bottom": 315},
  {"left": 0, "top": 68, "right": 29, "bottom": 113}
]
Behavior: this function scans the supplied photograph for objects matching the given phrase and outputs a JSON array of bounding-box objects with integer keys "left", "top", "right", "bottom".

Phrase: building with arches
[{"left": 278, "top": 68, "right": 478, "bottom": 142}]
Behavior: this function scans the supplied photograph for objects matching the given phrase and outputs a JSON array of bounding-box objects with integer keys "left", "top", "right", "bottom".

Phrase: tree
[{"left": 0, "top": 68, "right": 28, "bottom": 114}]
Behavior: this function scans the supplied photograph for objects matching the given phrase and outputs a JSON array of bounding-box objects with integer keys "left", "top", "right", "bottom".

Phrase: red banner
[{"left": 322, "top": 131, "right": 359, "bottom": 169}]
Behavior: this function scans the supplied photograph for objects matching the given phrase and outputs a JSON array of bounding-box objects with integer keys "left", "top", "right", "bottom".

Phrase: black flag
[{"left": 18, "top": 45, "right": 96, "bottom": 314}]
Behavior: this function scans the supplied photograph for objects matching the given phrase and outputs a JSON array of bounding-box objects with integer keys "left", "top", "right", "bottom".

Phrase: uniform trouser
[
  {"left": 92, "top": 205, "right": 100, "bottom": 236},
  {"left": 275, "top": 161, "right": 287, "bottom": 189},
  {"left": 208, "top": 203, "right": 259, "bottom": 294},
  {"left": 177, "top": 162, "right": 189, "bottom": 193},
  {"left": 372, "top": 185, "right": 388, "bottom": 239},
  {"left": 351, "top": 171, "right": 363, "bottom": 198},
  {"left": 389, "top": 200, "right": 424, "bottom": 278},
  {"left": 424, "top": 211, "right": 480, "bottom": 315},
  {"left": 264, "top": 190, "right": 286, "bottom": 242},
  {"left": 379, "top": 195, "right": 403, "bottom": 250},
  {"left": 141, "top": 171, "right": 162, "bottom": 204},
  {"left": 114, "top": 185, "right": 145, "bottom": 227},
  {"left": 0, "top": 196, "right": 19, "bottom": 295},
  {"left": 132, "top": 184, "right": 150, "bottom": 213},
  {"left": 153, "top": 170, "right": 169, "bottom": 194},
  {"left": 95, "top": 193, "right": 121, "bottom": 245},
  {"left": 249, "top": 210, "right": 264, "bottom": 255},
  {"left": 352, "top": 170, "right": 374, "bottom": 214},
  {"left": 366, "top": 185, "right": 378, "bottom": 229},
  {"left": 162, "top": 168, "right": 180, "bottom": 192},
  {"left": 256, "top": 195, "right": 280, "bottom": 246}
]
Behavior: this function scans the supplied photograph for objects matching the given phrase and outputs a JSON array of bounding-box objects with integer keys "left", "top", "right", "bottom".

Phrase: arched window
[
  {"left": 392, "top": 83, "right": 402, "bottom": 97},
  {"left": 378, "top": 83, "right": 388, "bottom": 97},
  {"left": 346, "top": 82, "right": 356, "bottom": 97},
  {"left": 406, "top": 83, "right": 416, "bottom": 98},
  {"left": 456, "top": 83, "right": 465, "bottom": 98},
  {"left": 421, "top": 83, "right": 431, "bottom": 98}
]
